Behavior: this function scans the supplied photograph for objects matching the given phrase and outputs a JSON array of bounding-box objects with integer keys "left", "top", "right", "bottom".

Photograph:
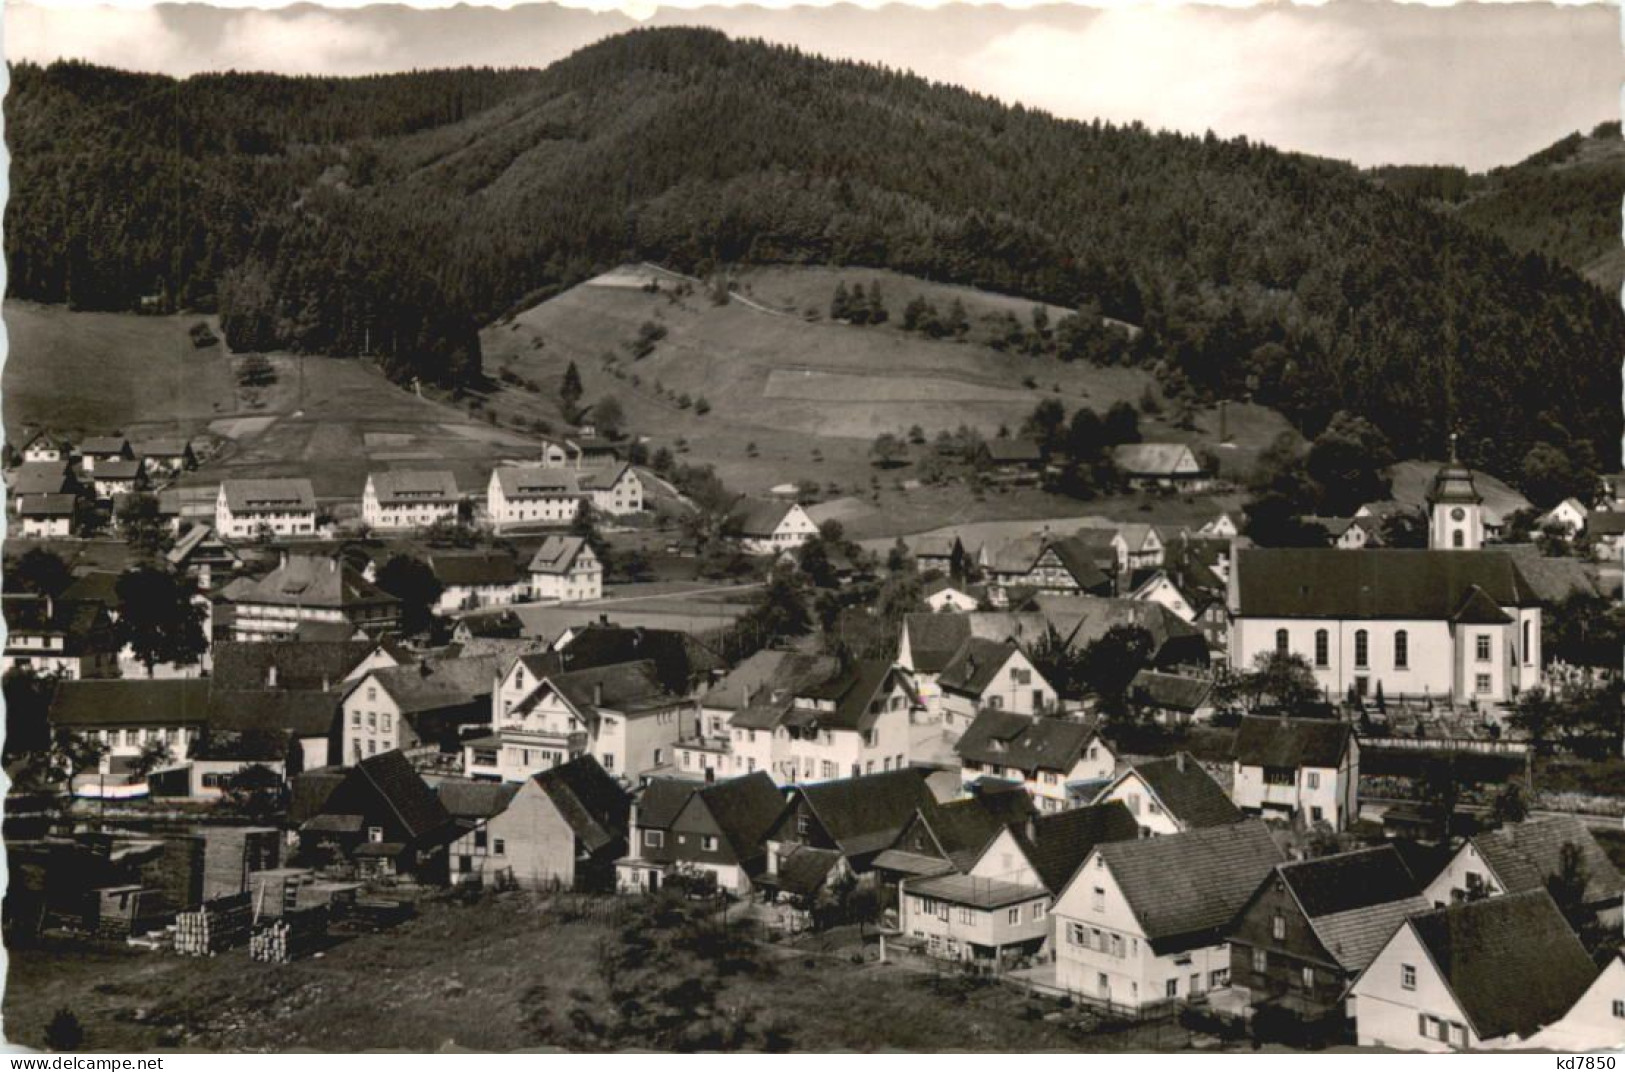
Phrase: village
[{"left": 2, "top": 408, "right": 1622, "bottom": 1055}]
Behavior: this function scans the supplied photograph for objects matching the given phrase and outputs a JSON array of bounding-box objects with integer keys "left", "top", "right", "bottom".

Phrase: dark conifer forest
[{"left": 6, "top": 28, "right": 1621, "bottom": 475}]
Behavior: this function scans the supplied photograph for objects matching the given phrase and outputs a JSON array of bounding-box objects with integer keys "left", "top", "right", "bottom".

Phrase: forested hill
[
  {"left": 1369, "top": 122, "right": 1625, "bottom": 295},
  {"left": 7, "top": 29, "right": 1621, "bottom": 477}
]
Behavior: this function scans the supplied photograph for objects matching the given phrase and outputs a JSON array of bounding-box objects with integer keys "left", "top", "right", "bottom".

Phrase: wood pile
[
  {"left": 174, "top": 892, "right": 252, "bottom": 955},
  {"left": 249, "top": 905, "right": 329, "bottom": 963}
]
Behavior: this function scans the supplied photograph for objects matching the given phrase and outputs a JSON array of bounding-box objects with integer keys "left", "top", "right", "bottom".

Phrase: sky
[{"left": 5, "top": 0, "right": 1618, "bottom": 169}]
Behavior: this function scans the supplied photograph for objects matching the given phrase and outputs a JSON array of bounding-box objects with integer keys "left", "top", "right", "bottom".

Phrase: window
[
  {"left": 1354, "top": 630, "right": 1369, "bottom": 669},
  {"left": 1475, "top": 674, "right": 1492, "bottom": 695},
  {"left": 493, "top": 839, "right": 505, "bottom": 856},
  {"left": 1252, "top": 948, "right": 1267, "bottom": 974},
  {"left": 1314, "top": 630, "right": 1329, "bottom": 668},
  {"left": 1271, "top": 914, "right": 1285, "bottom": 940},
  {"left": 474, "top": 830, "right": 488, "bottom": 850},
  {"left": 1401, "top": 964, "right": 1416, "bottom": 991},
  {"left": 1210, "top": 969, "right": 1230, "bottom": 988},
  {"left": 366, "top": 686, "right": 377, "bottom": 702},
  {"left": 1612, "top": 1000, "right": 1625, "bottom": 1020},
  {"left": 1008, "top": 907, "right": 1021, "bottom": 925},
  {"left": 368, "top": 827, "right": 384, "bottom": 844},
  {"left": 1166, "top": 979, "right": 1178, "bottom": 998},
  {"left": 351, "top": 711, "right": 361, "bottom": 727},
  {"left": 988, "top": 695, "right": 1003, "bottom": 710},
  {"left": 644, "top": 830, "right": 664, "bottom": 848},
  {"left": 1310, "top": 806, "right": 1324, "bottom": 823},
  {"left": 1275, "top": 629, "right": 1289, "bottom": 656},
  {"left": 381, "top": 714, "right": 391, "bottom": 734},
  {"left": 1475, "top": 634, "right": 1492, "bottom": 662},
  {"left": 1092, "top": 887, "right": 1105, "bottom": 911},
  {"left": 1301, "top": 966, "right": 1315, "bottom": 990},
  {"left": 1012, "top": 668, "right": 1031, "bottom": 686},
  {"left": 701, "top": 835, "right": 718, "bottom": 852},
  {"left": 1032, "top": 902, "right": 1046, "bottom": 920},
  {"left": 1306, "top": 771, "right": 1320, "bottom": 789},
  {"left": 1068, "top": 922, "right": 1087, "bottom": 946},
  {"left": 1394, "top": 630, "right": 1409, "bottom": 669}
]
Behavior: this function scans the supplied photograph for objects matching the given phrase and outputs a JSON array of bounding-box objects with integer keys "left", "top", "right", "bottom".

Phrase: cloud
[
  {"left": 212, "top": 10, "right": 400, "bottom": 75},
  {"left": 961, "top": 8, "right": 1384, "bottom": 152},
  {"left": 5, "top": 3, "right": 189, "bottom": 70}
]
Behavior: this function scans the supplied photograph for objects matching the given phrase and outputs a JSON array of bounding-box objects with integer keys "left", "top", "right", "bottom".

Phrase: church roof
[{"left": 1234, "top": 550, "right": 1539, "bottom": 619}]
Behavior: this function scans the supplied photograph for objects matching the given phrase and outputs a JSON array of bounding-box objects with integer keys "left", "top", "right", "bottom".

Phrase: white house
[
  {"left": 1125, "top": 571, "right": 1197, "bottom": 623},
  {"left": 1199, "top": 513, "right": 1239, "bottom": 539},
  {"left": 487, "top": 467, "right": 584, "bottom": 529},
  {"left": 955, "top": 711, "right": 1116, "bottom": 813},
  {"left": 1537, "top": 497, "right": 1589, "bottom": 539},
  {"left": 1111, "top": 524, "right": 1165, "bottom": 572},
  {"left": 936, "top": 638, "right": 1058, "bottom": 733},
  {"left": 1348, "top": 891, "right": 1598, "bottom": 1051},
  {"left": 47, "top": 679, "right": 212, "bottom": 777},
  {"left": 1113, "top": 443, "right": 1212, "bottom": 492},
  {"left": 429, "top": 551, "right": 526, "bottom": 614},
  {"left": 338, "top": 655, "right": 500, "bottom": 764},
  {"left": 923, "top": 578, "right": 982, "bottom": 613},
  {"left": 1523, "top": 955, "right": 1625, "bottom": 1052},
  {"left": 731, "top": 499, "right": 818, "bottom": 555},
  {"left": 91, "top": 458, "right": 147, "bottom": 502},
  {"left": 1230, "top": 716, "right": 1360, "bottom": 831},
  {"left": 898, "top": 874, "right": 1053, "bottom": 969},
  {"left": 1051, "top": 820, "right": 1283, "bottom": 1010},
  {"left": 18, "top": 494, "right": 78, "bottom": 538},
  {"left": 1421, "top": 814, "right": 1623, "bottom": 927},
  {"left": 578, "top": 464, "right": 644, "bottom": 517},
  {"left": 224, "top": 554, "right": 400, "bottom": 641},
  {"left": 1092, "top": 753, "right": 1242, "bottom": 836},
  {"left": 362, "top": 470, "right": 461, "bottom": 530},
  {"left": 216, "top": 478, "right": 318, "bottom": 540},
  {"left": 20, "top": 431, "right": 69, "bottom": 464},
  {"left": 528, "top": 536, "right": 602, "bottom": 603},
  {"left": 77, "top": 435, "right": 133, "bottom": 473}
]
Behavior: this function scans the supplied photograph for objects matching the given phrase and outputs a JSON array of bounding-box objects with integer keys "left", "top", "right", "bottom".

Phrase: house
[
  {"left": 469, "top": 659, "right": 693, "bottom": 783},
  {"left": 1051, "top": 820, "right": 1284, "bottom": 1010},
  {"left": 88, "top": 457, "right": 147, "bottom": 501},
  {"left": 1229, "top": 549, "right": 1543, "bottom": 705},
  {"left": 224, "top": 553, "right": 400, "bottom": 641},
  {"left": 361, "top": 470, "right": 461, "bottom": 531},
  {"left": 166, "top": 524, "right": 243, "bottom": 583},
  {"left": 922, "top": 577, "right": 983, "bottom": 613},
  {"left": 18, "top": 494, "right": 79, "bottom": 538},
  {"left": 137, "top": 438, "right": 196, "bottom": 476},
  {"left": 728, "top": 659, "right": 921, "bottom": 785},
  {"left": 294, "top": 750, "right": 455, "bottom": 881},
  {"left": 527, "top": 536, "right": 602, "bottom": 603},
  {"left": 1127, "top": 670, "right": 1216, "bottom": 725},
  {"left": 762, "top": 768, "right": 936, "bottom": 881},
  {"left": 48, "top": 678, "right": 212, "bottom": 777},
  {"left": 206, "top": 686, "right": 343, "bottom": 773},
  {"left": 914, "top": 534, "right": 974, "bottom": 580},
  {"left": 10, "top": 459, "right": 82, "bottom": 499},
  {"left": 898, "top": 611, "right": 1051, "bottom": 713},
  {"left": 982, "top": 437, "right": 1044, "bottom": 481},
  {"left": 442, "top": 779, "right": 522, "bottom": 886},
  {"left": 1586, "top": 511, "right": 1625, "bottom": 560},
  {"left": 1228, "top": 846, "right": 1431, "bottom": 1022},
  {"left": 1111, "top": 524, "right": 1165, "bottom": 572},
  {"left": 1092, "top": 753, "right": 1241, "bottom": 836},
  {"left": 2, "top": 594, "right": 118, "bottom": 680},
  {"left": 1422, "top": 814, "right": 1623, "bottom": 928},
  {"left": 937, "top": 638, "right": 1058, "bottom": 732},
  {"left": 898, "top": 872, "right": 1055, "bottom": 970},
  {"left": 451, "top": 612, "right": 525, "bottom": 643},
  {"left": 211, "top": 639, "right": 399, "bottom": 693},
  {"left": 872, "top": 789, "right": 1040, "bottom": 884},
  {"left": 464, "top": 755, "right": 630, "bottom": 891},
  {"left": 486, "top": 467, "right": 584, "bottom": 529},
  {"left": 676, "top": 649, "right": 797, "bottom": 777},
  {"left": 215, "top": 478, "right": 318, "bottom": 540},
  {"left": 730, "top": 499, "right": 818, "bottom": 555},
  {"left": 984, "top": 535, "right": 1113, "bottom": 600},
  {"left": 77, "top": 435, "right": 133, "bottom": 473},
  {"left": 577, "top": 464, "right": 644, "bottom": 516},
  {"left": 339, "top": 655, "right": 501, "bottom": 764},
  {"left": 1348, "top": 891, "right": 1598, "bottom": 1051},
  {"left": 1231, "top": 716, "right": 1360, "bottom": 831},
  {"left": 1535, "top": 498, "right": 1589, "bottom": 539},
  {"left": 1522, "top": 954, "right": 1625, "bottom": 1051},
  {"left": 955, "top": 711, "right": 1116, "bottom": 812},
  {"left": 616, "top": 772, "right": 786, "bottom": 895},
  {"left": 1200, "top": 513, "right": 1239, "bottom": 539},
  {"left": 430, "top": 551, "right": 525, "bottom": 614},
  {"left": 967, "top": 800, "right": 1141, "bottom": 895},
  {"left": 1125, "top": 570, "right": 1197, "bottom": 622},
  {"left": 20, "top": 431, "right": 69, "bottom": 464},
  {"left": 1304, "top": 516, "right": 1382, "bottom": 551},
  {"left": 1113, "top": 443, "right": 1211, "bottom": 492}
]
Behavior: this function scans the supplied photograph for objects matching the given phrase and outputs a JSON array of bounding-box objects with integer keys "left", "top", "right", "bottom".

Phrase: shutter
[{"left": 1417, "top": 1013, "right": 1428, "bottom": 1038}]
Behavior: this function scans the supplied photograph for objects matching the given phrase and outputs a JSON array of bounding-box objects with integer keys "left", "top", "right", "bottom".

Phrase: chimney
[
  {"left": 1024, "top": 815, "right": 1037, "bottom": 843},
  {"left": 266, "top": 664, "right": 278, "bottom": 688},
  {"left": 321, "top": 674, "right": 330, "bottom": 692},
  {"left": 594, "top": 681, "right": 604, "bottom": 706},
  {"left": 1176, "top": 752, "right": 1187, "bottom": 773}
]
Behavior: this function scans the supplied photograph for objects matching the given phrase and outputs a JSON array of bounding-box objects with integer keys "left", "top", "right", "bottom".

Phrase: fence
[{"left": 1360, "top": 735, "right": 1529, "bottom": 755}]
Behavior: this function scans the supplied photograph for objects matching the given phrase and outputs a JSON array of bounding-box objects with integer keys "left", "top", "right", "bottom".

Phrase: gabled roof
[
  {"left": 915, "top": 790, "right": 1038, "bottom": 872},
  {"left": 902, "top": 611, "right": 1054, "bottom": 675},
  {"left": 693, "top": 771, "right": 785, "bottom": 860},
  {"left": 1233, "top": 716, "right": 1352, "bottom": 769},
  {"left": 1045, "top": 537, "right": 1114, "bottom": 591},
  {"left": 363, "top": 655, "right": 503, "bottom": 716},
  {"left": 576, "top": 464, "right": 634, "bottom": 491},
  {"left": 792, "top": 768, "right": 935, "bottom": 860},
  {"left": 19, "top": 493, "right": 78, "bottom": 517},
  {"left": 3, "top": 595, "right": 112, "bottom": 649},
  {"left": 938, "top": 637, "right": 1022, "bottom": 698},
  {"left": 220, "top": 478, "right": 316, "bottom": 513},
  {"left": 1119, "top": 754, "right": 1242, "bottom": 829},
  {"left": 698, "top": 649, "right": 793, "bottom": 712},
  {"left": 1469, "top": 814, "right": 1623, "bottom": 907},
  {"left": 532, "top": 755, "right": 629, "bottom": 854},
  {"left": 232, "top": 555, "right": 398, "bottom": 611},
  {"left": 79, "top": 436, "right": 131, "bottom": 455},
  {"left": 430, "top": 551, "right": 521, "bottom": 588},
  {"left": 492, "top": 466, "right": 583, "bottom": 499},
  {"left": 1451, "top": 585, "right": 1512, "bottom": 625},
  {"left": 554, "top": 623, "right": 725, "bottom": 698},
  {"left": 211, "top": 640, "right": 387, "bottom": 691},
  {"left": 49, "top": 679, "right": 212, "bottom": 727},
  {"left": 1272, "top": 846, "right": 1431, "bottom": 972},
  {"left": 909, "top": 872, "right": 1046, "bottom": 908},
  {"left": 208, "top": 688, "right": 339, "bottom": 738},
  {"left": 1088, "top": 819, "right": 1284, "bottom": 954},
  {"left": 435, "top": 778, "right": 520, "bottom": 821},
  {"left": 1009, "top": 801, "right": 1140, "bottom": 894},
  {"left": 1233, "top": 549, "right": 1539, "bottom": 618},
  {"left": 955, "top": 711, "right": 1099, "bottom": 777},
  {"left": 351, "top": 750, "right": 453, "bottom": 844},
  {"left": 11, "top": 461, "right": 78, "bottom": 496},
  {"left": 138, "top": 438, "right": 192, "bottom": 458},
  {"left": 984, "top": 437, "right": 1042, "bottom": 464},
  {"left": 1129, "top": 670, "right": 1215, "bottom": 714},
  {"left": 289, "top": 767, "right": 347, "bottom": 825},
  {"left": 93, "top": 458, "right": 144, "bottom": 481},
  {"left": 1587, "top": 511, "right": 1625, "bottom": 536},
  {"left": 528, "top": 535, "right": 592, "bottom": 575},
  {"left": 774, "top": 845, "right": 844, "bottom": 897},
  {"left": 1030, "top": 594, "right": 1206, "bottom": 661},
  {"left": 1407, "top": 891, "right": 1597, "bottom": 1041},
  {"left": 1113, "top": 443, "right": 1203, "bottom": 476},
  {"left": 913, "top": 535, "right": 963, "bottom": 559},
  {"left": 746, "top": 659, "right": 916, "bottom": 735},
  {"left": 368, "top": 469, "right": 458, "bottom": 505},
  {"left": 730, "top": 498, "right": 796, "bottom": 538},
  {"left": 533, "top": 660, "right": 677, "bottom": 720}
]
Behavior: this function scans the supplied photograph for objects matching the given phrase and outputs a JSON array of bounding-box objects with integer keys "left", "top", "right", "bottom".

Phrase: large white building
[
  {"left": 216, "top": 478, "right": 318, "bottom": 540},
  {"left": 578, "top": 464, "right": 644, "bottom": 517},
  {"left": 528, "top": 536, "right": 602, "bottom": 603},
  {"left": 362, "top": 470, "right": 461, "bottom": 530},
  {"left": 728, "top": 658, "right": 920, "bottom": 784},
  {"left": 487, "top": 467, "right": 584, "bottom": 529}
]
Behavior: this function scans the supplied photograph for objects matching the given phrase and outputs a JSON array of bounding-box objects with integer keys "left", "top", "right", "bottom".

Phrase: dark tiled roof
[
  {"left": 1011, "top": 801, "right": 1141, "bottom": 894},
  {"left": 1093, "top": 819, "right": 1284, "bottom": 954},
  {"left": 49, "top": 679, "right": 212, "bottom": 727},
  {"left": 232, "top": 555, "right": 398, "bottom": 611},
  {"left": 435, "top": 778, "right": 520, "bottom": 820},
  {"left": 79, "top": 436, "right": 131, "bottom": 455},
  {"left": 1408, "top": 891, "right": 1598, "bottom": 1040},
  {"left": 697, "top": 772, "right": 785, "bottom": 860},
  {"left": 920, "top": 791, "right": 1038, "bottom": 871},
  {"left": 1129, "top": 670, "right": 1215, "bottom": 713},
  {"left": 19, "top": 493, "right": 77, "bottom": 517},
  {"left": 11, "top": 462, "right": 78, "bottom": 496},
  {"left": 492, "top": 467, "right": 582, "bottom": 498},
  {"left": 796, "top": 769, "right": 935, "bottom": 860},
  {"left": 1234, "top": 549, "right": 1539, "bottom": 618},
  {"left": 729, "top": 497, "right": 796, "bottom": 537},
  {"left": 698, "top": 650, "right": 793, "bottom": 711},
  {"left": 553, "top": 624, "right": 725, "bottom": 698},
  {"left": 368, "top": 469, "right": 458, "bottom": 504},
  {"left": 636, "top": 777, "right": 700, "bottom": 830},
  {"left": 533, "top": 755, "right": 629, "bottom": 854},
  {"left": 774, "top": 845, "right": 844, "bottom": 897},
  {"left": 1586, "top": 512, "right": 1625, "bottom": 536},
  {"left": 1129, "top": 754, "right": 1242, "bottom": 829},
  {"left": 538, "top": 660, "right": 677, "bottom": 719},
  {"left": 985, "top": 437, "right": 1042, "bottom": 464},
  {"left": 528, "top": 536, "right": 591, "bottom": 575},
  {"left": 288, "top": 767, "right": 347, "bottom": 824},
  {"left": 60, "top": 571, "right": 122, "bottom": 608},
  {"left": 786, "top": 659, "right": 915, "bottom": 734},
  {"left": 93, "top": 458, "right": 144, "bottom": 480},
  {"left": 366, "top": 656, "right": 502, "bottom": 716},
  {"left": 353, "top": 750, "right": 452, "bottom": 843},
  {"left": 938, "top": 637, "right": 1020, "bottom": 698},
  {"left": 430, "top": 551, "right": 521, "bottom": 588},
  {"left": 903, "top": 614, "right": 974, "bottom": 674},
  {"left": 910, "top": 872, "right": 1046, "bottom": 908},
  {"left": 1471, "top": 815, "right": 1624, "bottom": 907},
  {"left": 956, "top": 711, "right": 1097, "bottom": 777},
  {"left": 1280, "top": 845, "right": 1418, "bottom": 918},
  {"left": 208, "top": 689, "right": 338, "bottom": 738},
  {"left": 1046, "top": 537, "right": 1114, "bottom": 591},
  {"left": 1233, "top": 716, "right": 1352, "bottom": 769},
  {"left": 211, "top": 640, "right": 385, "bottom": 691},
  {"left": 220, "top": 478, "right": 315, "bottom": 513},
  {"left": 1030, "top": 595, "right": 1207, "bottom": 663}
]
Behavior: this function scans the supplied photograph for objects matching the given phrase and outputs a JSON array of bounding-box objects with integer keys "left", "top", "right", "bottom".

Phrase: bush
[
  {"left": 45, "top": 1008, "right": 83, "bottom": 1051},
  {"left": 694, "top": 397, "right": 711, "bottom": 415}
]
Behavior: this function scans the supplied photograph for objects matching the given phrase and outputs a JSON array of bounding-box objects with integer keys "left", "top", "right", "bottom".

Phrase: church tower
[{"left": 1427, "top": 435, "right": 1484, "bottom": 551}]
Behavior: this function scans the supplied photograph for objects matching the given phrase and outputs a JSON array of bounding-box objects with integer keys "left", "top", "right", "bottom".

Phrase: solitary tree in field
[
  {"left": 560, "top": 360, "right": 584, "bottom": 414},
  {"left": 870, "top": 433, "right": 906, "bottom": 468},
  {"left": 594, "top": 396, "right": 626, "bottom": 439}
]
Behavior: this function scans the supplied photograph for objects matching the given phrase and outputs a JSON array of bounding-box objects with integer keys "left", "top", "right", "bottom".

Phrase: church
[{"left": 1228, "top": 453, "right": 1543, "bottom": 706}]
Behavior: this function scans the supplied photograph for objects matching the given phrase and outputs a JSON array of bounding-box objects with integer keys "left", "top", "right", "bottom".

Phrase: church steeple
[{"left": 1428, "top": 433, "right": 1483, "bottom": 550}]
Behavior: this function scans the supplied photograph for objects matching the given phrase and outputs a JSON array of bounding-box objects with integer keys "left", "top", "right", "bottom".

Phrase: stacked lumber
[
  {"left": 174, "top": 892, "right": 252, "bottom": 955},
  {"left": 249, "top": 904, "right": 329, "bottom": 963}
]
